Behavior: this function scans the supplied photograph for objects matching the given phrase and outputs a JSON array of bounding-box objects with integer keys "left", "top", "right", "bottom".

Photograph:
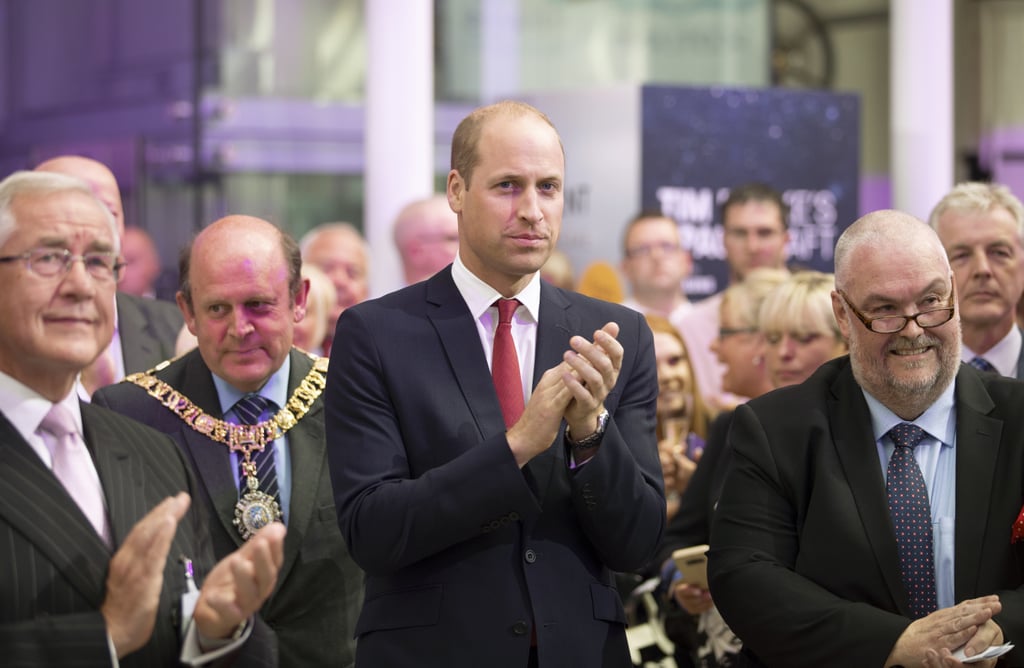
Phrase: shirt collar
[
  {"left": 451, "top": 252, "right": 541, "bottom": 323},
  {"left": 0, "top": 371, "right": 83, "bottom": 441},
  {"left": 962, "top": 325, "right": 1021, "bottom": 377},
  {"left": 211, "top": 352, "right": 292, "bottom": 415},
  {"left": 862, "top": 376, "right": 957, "bottom": 447}
]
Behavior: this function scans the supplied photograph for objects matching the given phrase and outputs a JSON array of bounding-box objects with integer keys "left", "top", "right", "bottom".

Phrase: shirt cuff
[{"left": 180, "top": 618, "right": 253, "bottom": 666}]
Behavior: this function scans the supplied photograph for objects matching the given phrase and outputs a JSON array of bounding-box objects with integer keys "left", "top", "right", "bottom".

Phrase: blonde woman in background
[
  {"left": 645, "top": 314, "right": 716, "bottom": 521},
  {"left": 708, "top": 268, "right": 789, "bottom": 406},
  {"left": 294, "top": 263, "right": 337, "bottom": 356},
  {"left": 759, "top": 270, "right": 847, "bottom": 388}
]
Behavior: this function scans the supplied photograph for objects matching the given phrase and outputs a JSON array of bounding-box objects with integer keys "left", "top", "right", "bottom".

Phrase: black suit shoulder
[{"left": 118, "top": 292, "right": 183, "bottom": 337}]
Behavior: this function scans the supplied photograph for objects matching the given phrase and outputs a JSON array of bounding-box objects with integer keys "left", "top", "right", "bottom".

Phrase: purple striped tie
[{"left": 232, "top": 394, "right": 280, "bottom": 502}]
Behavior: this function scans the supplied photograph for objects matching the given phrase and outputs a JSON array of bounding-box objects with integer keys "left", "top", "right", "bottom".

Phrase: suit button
[
  {"left": 511, "top": 620, "right": 529, "bottom": 636},
  {"left": 524, "top": 548, "right": 537, "bottom": 564}
]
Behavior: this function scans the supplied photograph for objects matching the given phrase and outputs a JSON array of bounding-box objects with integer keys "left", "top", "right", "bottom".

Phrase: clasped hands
[
  {"left": 101, "top": 493, "right": 286, "bottom": 658},
  {"left": 507, "top": 322, "right": 622, "bottom": 467},
  {"left": 886, "top": 595, "right": 1004, "bottom": 668}
]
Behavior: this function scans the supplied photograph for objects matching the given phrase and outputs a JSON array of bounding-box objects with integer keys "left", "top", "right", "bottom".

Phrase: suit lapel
[
  {"left": 427, "top": 271, "right": 507, "bottom": 434},
  {"left": 0, "top": 412, "right": 109, "bottom": 607},
  {"left": 827, "top": 365, "right": 907, "bottom": 613},
  {"left": 273, "top": 350, "right": 324, "bottom": 588},
  {"left": 82, "top": 403, "right": 146, "bottom": 548},
  {"left": 526, "top": 283, "right": 577, "bottom": 502},
  {"left": 174, "top": 354, "right": 245, "bottom": 549},
  {"left": 951, "top": 368, "right": 1000, "bottom": 600}
]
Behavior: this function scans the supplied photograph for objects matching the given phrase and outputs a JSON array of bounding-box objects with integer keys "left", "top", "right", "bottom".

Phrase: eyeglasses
[
  {"left": 837, "top": 288, "right": 955, "bottom": 334},
  {"left": 625, "top": 242, "right": 681, "bottom": 259},
  {"left": 718, "top": 326, "right": 758, "bottom": 339},
  {"left": 0, "top": 247, "right": 124, "bottom": 282}
]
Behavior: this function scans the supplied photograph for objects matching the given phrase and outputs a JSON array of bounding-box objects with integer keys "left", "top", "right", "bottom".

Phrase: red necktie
[{"left": 492, "top": 298, "right": 524, "bottom": 428}]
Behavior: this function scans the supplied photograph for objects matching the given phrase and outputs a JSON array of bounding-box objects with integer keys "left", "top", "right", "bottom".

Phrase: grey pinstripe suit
[{"left": 0, "top": 401, "right": 274, "bottom": 667}]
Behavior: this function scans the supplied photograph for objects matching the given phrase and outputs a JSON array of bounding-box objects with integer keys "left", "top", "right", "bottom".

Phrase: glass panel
[{"left": 438, "top": 0, "right": 770, "bottom": 102}]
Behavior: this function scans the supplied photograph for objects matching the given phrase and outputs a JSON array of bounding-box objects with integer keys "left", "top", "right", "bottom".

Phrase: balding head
[
  {"left": 35, "top": 156, "right": 125, "bottom": 240},
  {"left": 299, "top": 222, "right": 369, "bottom": 322},
  {"left": 834, "top": 209, "right": 950, "bottom": 292},
  {"left": 177, "top": 215, "right": 307, "bottom": 392},
  {"left": 180, "top": 215, "right": 303, "bottom": 311},
  {"left": 392, "top": 195, "right": 459, "bottom": 284},
  {"left": 831, "top": 209, "right": 959, "bottom": 420}
]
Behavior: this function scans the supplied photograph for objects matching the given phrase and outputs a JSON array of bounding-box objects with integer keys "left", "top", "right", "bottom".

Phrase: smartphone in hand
[{"left": 672, "top": 544, "right": 709, "bottom": 589}]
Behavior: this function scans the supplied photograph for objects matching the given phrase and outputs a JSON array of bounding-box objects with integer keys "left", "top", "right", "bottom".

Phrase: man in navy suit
[
  {"left": 930, "top": 182, "right": 1024, "bottom": 379},
  {"left": 325, "top": 100, "right": 665, "bottom": 667},
  {"left": 0, "top": 170, "right": 284, "bottom": 666},
  {"left": 709, "top": 210, "right": 1024, "bottom": 667}
]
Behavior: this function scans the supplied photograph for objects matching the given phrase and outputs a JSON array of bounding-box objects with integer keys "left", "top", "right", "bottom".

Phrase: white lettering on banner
[
  {"left": 655, "top": 185, "right": 839, "bottom": 262},
  {"left": 655, "top": 186, "right": 716, "bottom": 223}
]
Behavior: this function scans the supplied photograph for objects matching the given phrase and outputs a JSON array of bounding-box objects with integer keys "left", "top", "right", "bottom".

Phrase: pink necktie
[
  {"left": 39, "top": 404, "right": 111, "bottom": 546},
  {"left": 492, "top": 299, "right": 525, "bottom": 428}
]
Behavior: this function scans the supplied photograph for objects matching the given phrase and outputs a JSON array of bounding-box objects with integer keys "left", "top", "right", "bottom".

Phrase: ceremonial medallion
[
  {"left": 233, "top": 476, "right": 282, "bottom": 540},
  {"left": 128, "top": 349, "right": 327, "bottom": 542}
]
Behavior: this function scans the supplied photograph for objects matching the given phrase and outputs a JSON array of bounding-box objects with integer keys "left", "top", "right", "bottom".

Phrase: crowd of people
[{"left": 3, "top": 98, "right": 1024, "bottom": 668}]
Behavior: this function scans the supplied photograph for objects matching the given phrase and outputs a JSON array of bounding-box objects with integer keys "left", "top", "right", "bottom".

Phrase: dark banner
[{"left": 641, "top": 85, "right": 860, "bottom": 298}]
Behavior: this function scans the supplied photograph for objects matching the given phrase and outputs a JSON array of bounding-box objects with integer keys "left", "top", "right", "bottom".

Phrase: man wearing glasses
[
  {"left": 0, "top": 170, "right": 284, "bottom": 666},
  {"left": 34, "top": 155, "right": 183, "bottom": 396},
  {"left": 619, "top": 211, "right": 694, "bottom": 326},
  {"left": 708, "top": 210, "right": 1024, "bottom": 667}
]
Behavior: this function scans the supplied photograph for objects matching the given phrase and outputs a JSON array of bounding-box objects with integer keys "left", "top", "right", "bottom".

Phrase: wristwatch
[{"left": 566, "top": 409, "right": 609, "bottom": 451}]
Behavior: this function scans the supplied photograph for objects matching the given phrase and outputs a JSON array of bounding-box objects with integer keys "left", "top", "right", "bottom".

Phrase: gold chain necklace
[{"left": 125, "top": 352, "right": 329, "bottom": 540}]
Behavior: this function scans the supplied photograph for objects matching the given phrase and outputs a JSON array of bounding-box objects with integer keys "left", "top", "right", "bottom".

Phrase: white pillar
[
  {"left": 365, "top": 0, "right": 435, "bottom": 298},
  {"left": 480, "top": 0, "right": 520, "bottom": 102},
  {"left": 891, "top": 0, "right": 953, "bottom": 219}
]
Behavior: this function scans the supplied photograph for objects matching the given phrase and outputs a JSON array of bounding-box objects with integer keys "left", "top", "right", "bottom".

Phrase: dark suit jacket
[
  {"left": 708, "top": 356, "right": 1024, "bottom": 667},
  {"left": 0, "top": 401, "right": 271, "bottom": 667},
  {"left": 656, "top": 410, "right": 734, "bottom": 568},
  {"left": 116, "top": 292, "right": 183, "bottom": 374},
  {"left": 325, "top": 269, "right": 665, "bottom": 667},
  {"left": 93, "top": 348, "right": 362, "bottom": 667}
]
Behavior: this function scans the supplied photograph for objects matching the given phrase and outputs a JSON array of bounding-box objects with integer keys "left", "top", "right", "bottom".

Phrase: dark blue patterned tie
[
  {"left": 969, "top": 357, "right": 996, "bottom": 374},
  {"left": 232, "top": 394, "right": 280, "bottom": 502},
  {"left": 887, "top": 423, "right": 937, "bottom": 619}
]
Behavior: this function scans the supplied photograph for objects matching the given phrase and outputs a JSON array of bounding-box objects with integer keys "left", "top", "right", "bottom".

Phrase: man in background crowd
[
  {"left": 299, "top": 222, "right": 369, "bottom": 355},
  {"left": 620, "top": 211, "right": 694, "bottom": 326},
  {"left": 119, "top": 225, "right": 163, "bottom": 299},
  {"left": 392, "top": 194, "right": 460, "bottom": 285},
  {"left": 679, "top": 183, "right": 789, "bottom": 409},
  {"left": 930, "top": 182, "right": 1024, "bottom": 379}
]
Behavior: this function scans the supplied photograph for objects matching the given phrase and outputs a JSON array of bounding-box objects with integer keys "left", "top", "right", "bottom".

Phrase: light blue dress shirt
[
  {"left": 211, "top": 355, "right": 293, "bottom": 523},
  {"left": 863, "top": 379, "right": 957, "bottom": 610}
]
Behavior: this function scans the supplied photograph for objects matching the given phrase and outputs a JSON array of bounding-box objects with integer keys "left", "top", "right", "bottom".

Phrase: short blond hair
[
  {"left": 450, "top": 100, "right": 562, "bottom": 188},
  {"left": 759, "top": 271, "right": 841, "bottom": 340}
]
